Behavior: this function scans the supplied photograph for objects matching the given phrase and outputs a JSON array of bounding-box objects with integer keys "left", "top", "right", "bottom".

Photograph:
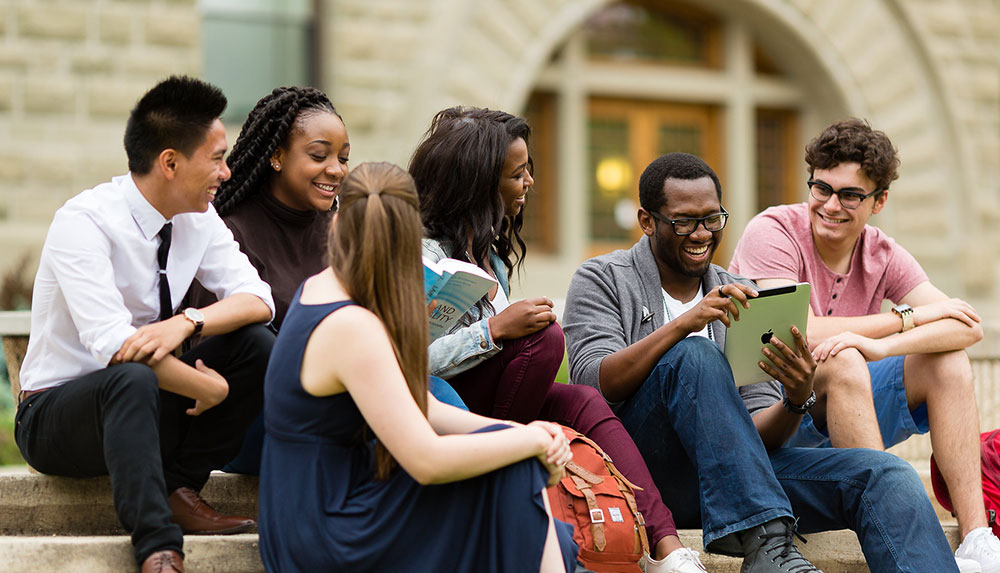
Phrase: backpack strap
[
  {"left": 570, "top": 472, "right": 608, "bottom": 551},
  {"left": 572, "top": 432, "right": 644, "bottom": 492},
  {"left": 568, "top": 429, "right": 650, "bottom": 555},
  {"left": 565, "top": 460, "right": 604, "bottom": 486},
  {"left": 615, "top": 473, "right": 651, "bottom": 555}
]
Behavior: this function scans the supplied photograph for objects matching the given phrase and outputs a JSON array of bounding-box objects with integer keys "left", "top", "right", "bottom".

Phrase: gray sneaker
[{"left": 739, "top": 518, "right": 822, "bottom": 573}]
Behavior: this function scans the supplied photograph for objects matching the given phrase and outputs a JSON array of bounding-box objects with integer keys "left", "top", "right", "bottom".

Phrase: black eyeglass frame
[
  {"left": 807, "top": 179, "right": 882, "bottom": 210},
  {"left": 648, "top": 207, "right": 729, "bottom": 236}
]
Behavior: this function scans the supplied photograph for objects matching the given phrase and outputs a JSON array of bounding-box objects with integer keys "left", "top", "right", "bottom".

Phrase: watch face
[{"left": 185, "top": 308, "right": 204, "bottom": 322}]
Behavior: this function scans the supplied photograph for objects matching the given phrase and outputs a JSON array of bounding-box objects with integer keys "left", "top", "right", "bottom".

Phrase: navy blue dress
[{"left": 258, "top": 291, "right": 577, "bottom": 572}]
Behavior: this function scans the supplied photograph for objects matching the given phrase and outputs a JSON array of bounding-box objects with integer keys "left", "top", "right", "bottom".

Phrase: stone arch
[{"left": 427, "top": 0, "right": 968, "bottom": 291}]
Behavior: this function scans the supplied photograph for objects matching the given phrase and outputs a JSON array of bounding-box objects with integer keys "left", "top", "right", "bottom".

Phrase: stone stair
[{"left": 0, "top": 464, "right": 962, "bottom": 572}]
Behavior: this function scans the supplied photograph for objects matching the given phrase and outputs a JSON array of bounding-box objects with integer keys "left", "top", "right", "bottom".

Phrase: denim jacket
[{"left": 423, "top": 237, "right": 510, "bottom": 378}]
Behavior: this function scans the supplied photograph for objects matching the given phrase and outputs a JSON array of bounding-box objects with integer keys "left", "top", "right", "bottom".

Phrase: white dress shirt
[{"left": 20, "top": 174, "right": 275, "bottom": 391}]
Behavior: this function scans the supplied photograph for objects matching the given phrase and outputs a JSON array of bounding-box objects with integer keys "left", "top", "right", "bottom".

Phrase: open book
[{"left": 424, "top": 256, "right": 497, "bottom": 341}]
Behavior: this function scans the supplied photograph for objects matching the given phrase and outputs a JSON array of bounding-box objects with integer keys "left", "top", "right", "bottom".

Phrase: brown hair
[
  {"left": 328, "top": 162, "right": 429, "bottom": 480},
  {"left": 805, "top": 118, "right": 899, "bottom": 196}
]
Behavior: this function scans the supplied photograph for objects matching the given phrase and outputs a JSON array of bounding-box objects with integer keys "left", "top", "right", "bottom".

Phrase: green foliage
[
  {"left": 555, "top": 351, "right": 570, "bottom": 384},
  {"left": 0, "top": 252, "right": 33, "bottom": 466}
]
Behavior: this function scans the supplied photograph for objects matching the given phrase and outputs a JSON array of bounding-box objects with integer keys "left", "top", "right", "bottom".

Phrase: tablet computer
[{"left": 723, "top": 282, "right": 811, "bottom": 387}]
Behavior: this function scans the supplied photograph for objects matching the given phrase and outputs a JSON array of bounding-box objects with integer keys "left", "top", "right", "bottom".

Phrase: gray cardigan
[{"left": 562, "top": 235, "right": 781, "bottom": 415}]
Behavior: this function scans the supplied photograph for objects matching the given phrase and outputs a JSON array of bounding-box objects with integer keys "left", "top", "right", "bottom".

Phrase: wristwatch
[
  {"left": 183, "top": 307, "right": 205, "bottom": 336},
  {"left": 891, "top": 303, "right": 914, "bottom": 332},
  {"left": 783, "top": 391, "right": 816, "bottom": 415}
]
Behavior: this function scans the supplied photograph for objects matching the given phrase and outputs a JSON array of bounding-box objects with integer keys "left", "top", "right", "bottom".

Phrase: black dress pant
[{"left": 14, "top": 324, "right": 274, "bottom": 565}]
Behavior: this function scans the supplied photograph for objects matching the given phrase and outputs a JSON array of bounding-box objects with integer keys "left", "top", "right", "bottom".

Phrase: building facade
[{"left": 1, "top": 0, "right": 998, "bottom": 352}]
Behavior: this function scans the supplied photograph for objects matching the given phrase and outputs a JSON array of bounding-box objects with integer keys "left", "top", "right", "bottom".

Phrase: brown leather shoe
[
  {"left": 168, "top": 486, "right": 255, "bottom": 535},
  {"left": 141, "top": 550, "right": 184, "bottom": 573}
]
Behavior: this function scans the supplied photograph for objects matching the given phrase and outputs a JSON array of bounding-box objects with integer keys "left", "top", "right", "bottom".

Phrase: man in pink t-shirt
[{"left": 730, "top": 119, "right": 997, "bottom": 572}]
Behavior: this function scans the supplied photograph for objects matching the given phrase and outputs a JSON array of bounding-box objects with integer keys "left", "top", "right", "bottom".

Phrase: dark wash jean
[
  {"left": 617, "top": 336, "right": 957, "bottom": 571},
  {"left": 15, "top": 324, "right": 274, "bottom": 565}
]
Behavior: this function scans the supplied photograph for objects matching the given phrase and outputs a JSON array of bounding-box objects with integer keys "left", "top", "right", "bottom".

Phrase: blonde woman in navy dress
[{"left": 257, "top": 161, "right": 578, "bottom": 572}]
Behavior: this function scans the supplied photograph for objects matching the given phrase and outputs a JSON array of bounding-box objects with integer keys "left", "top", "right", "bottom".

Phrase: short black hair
[
  {"left": 123, "top": 76, "right": 227, "bottom": 175},
  {"left": 638, "top": 152, "right": 722, "bottom": 213}
]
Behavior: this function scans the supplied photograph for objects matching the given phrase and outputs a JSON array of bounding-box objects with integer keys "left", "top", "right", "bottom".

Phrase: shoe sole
[{"left": 180, "top": 522, "right": 257, "bottom": 535}]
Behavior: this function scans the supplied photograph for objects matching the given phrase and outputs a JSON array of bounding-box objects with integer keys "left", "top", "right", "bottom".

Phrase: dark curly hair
[
  {"left": 124, "top": 76, "right": 227, "bottom": 175},
  {"left": 805, "top": 118, "right": 899, "bottom": 196},
  {"left": 409, "top": 106, "right": 530, "bottom": 280},
  {"left": 213, "top": 86, "right": 341, "bottom": 216},
  {"left": 638, "top": 152, "right": 722, "bottom": 214}
]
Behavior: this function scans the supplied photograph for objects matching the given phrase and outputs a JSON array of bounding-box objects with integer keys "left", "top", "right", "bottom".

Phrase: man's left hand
[
  {"left": 113, "top": 315, "right": 192, "bottom": 365},
  {"left": 757, "top": 325, "right": 816, "bottom": 404},
  {"left": 812, "top": 331, "right": 888, "bottom": 363}
]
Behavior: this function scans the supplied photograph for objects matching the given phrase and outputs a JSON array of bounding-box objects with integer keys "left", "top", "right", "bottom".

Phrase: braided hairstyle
[{"left": 214, "top": 86, "right": 341, "bottom": 216}]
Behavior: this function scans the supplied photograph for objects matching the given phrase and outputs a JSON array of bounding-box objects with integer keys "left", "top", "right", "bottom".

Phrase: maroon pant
[{"left": 447, "top": 322, "right": 678, "bottom": 545}]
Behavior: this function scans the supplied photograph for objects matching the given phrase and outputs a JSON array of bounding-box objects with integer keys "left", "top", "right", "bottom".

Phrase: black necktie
[{"left": 157, "top": 222, "right": 172, "bottom": 322}]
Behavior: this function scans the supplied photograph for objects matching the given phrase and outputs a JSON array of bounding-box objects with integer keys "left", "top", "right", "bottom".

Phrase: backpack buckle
[{"left": 589, "top": 509, "right": 605, "bottom": 524}]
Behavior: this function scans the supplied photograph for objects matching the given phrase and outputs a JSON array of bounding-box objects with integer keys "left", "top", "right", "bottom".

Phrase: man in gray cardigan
[{"left": 563, "top": 152, "right": 960, "bottom": 572}]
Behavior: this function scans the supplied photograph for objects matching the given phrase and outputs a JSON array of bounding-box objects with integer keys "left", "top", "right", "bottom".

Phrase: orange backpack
[{"left": 546, "top": 425, "right": 650, "bottom": 573}]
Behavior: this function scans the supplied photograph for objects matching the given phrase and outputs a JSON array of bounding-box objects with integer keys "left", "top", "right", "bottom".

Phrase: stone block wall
[{"left": 0, "top": 0, "right": 201, "bottom": 277}]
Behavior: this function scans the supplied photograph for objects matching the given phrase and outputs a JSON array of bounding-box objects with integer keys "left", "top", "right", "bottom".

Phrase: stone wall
[{"left": 0, "top": 0, "right": 201, "bottom": 276}]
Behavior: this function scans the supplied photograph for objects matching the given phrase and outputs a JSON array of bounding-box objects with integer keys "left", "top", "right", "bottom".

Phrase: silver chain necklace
[{"left": 663, "top": 290, "right": 715, "bottom": 342}]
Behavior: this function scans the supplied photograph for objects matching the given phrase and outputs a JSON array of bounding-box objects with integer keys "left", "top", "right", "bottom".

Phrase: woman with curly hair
[{"left": 410, "top": 107, "right": 705, "bottom": 572}]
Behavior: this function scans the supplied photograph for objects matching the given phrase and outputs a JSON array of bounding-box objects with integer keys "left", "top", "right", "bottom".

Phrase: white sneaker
[
  {"left": 956, "top": 527, "right": 1000, "bottom": 573},
  {"left": 957, "top": 555, "right": 984, "bottom": 573},
  {"left": 646, "top": 547, "right": 707, "bottom": 573}
]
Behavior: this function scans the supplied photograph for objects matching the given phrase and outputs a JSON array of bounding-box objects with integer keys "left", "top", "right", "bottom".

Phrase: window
[{"left": 201, "top": 0, "right": 318, "bottom": 124}]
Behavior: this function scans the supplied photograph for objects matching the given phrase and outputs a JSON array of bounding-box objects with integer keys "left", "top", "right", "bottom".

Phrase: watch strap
[
  {"left": 892, "top": 304, "right": 914, "bottom": 333},
  {"left": 783, "top": 391, "right": 816, "bottom": 415}
]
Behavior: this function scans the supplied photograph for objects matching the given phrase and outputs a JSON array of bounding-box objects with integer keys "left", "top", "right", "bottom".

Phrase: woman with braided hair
[
  {"left": 188, "top": 88, "right": 466, "bottom": 475},
  {"left": 193, "top": 86, "right": 349, "bottom": 330}
]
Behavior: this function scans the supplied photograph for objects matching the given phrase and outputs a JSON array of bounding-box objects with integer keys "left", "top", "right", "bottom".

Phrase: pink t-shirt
[{"left": 729, "top": 203, "right": 927, "bottom": 317}]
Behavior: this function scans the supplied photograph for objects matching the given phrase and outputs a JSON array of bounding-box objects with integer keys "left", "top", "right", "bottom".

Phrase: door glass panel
[
  {"left": 657, "top": 125, "right": 701, "bottom": 157},
  {"left": 588, "top": 118, "right": 633, "bottom": 242},
  {"left": 756, "top": 108, "right": 799, "bottom": 213}
]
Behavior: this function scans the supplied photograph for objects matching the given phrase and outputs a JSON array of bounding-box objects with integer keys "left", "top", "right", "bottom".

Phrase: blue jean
[
  {"left": 770, "top": 447, "right": 958, "bottom": 572},
  {"left": 616, "top": 337, "right": 792, "bottom": 553},
  {"left": 617, "top": 337, "right": 957, "bottom": 570}
]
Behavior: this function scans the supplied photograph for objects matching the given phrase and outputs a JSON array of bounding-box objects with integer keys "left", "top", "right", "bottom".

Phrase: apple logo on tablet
[{"left": 761, "top": 329, "right": 774, "bottom": 344}]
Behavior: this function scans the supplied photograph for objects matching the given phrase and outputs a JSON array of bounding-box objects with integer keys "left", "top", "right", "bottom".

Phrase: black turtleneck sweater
[{"left": 188, "top": 191, "right": 332, "bottom": 331}]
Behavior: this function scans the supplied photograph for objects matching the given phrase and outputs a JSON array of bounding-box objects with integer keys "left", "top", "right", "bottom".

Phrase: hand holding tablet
[{"left": 723, "top": 283, "right": 813, "bottom": 387}]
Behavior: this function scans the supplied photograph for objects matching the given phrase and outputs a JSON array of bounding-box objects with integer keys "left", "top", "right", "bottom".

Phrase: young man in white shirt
[{"left": 15, "top": 76, "right": 276, "bottom": 573}]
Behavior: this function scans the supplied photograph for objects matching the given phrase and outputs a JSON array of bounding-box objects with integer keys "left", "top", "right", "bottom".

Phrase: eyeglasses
[
  {"left": 807, "top": 180, "right": 880, "bottom": 210},
  {"left": 648, "top": 208, "right": 729, "bottom": 236}
]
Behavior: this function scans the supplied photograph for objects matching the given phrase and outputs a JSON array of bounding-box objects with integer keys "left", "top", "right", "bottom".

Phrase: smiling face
[
  {"left": 172, "top": 118, "right": 231, "bottom": 215},
  {"left": 271, "top": 111, "right": 350, "bottom": 212},
  {"left": 808, "top": 162, "right": 887, "bottom": 252},
  {"left": 498, "top": 137, "right": 533, "bottom": 217},
  {"left": 644, "top": 176, "right": 723, "bottom": 283}
]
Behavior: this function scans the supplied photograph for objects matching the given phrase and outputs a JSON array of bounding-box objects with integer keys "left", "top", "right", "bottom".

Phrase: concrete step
[
  {"left": 0, "top": 467, "right": 258, "bottom": 536},
  {"left": 0, "top": 464, "right": 963, "bottom": 572},
  {"left": 680, "top": 526, "right": 961, "bottom": 573},
  {"left": 0, "top": 534, "right": 263, "bottom": 573},
  {"left": 0, "top": 527, "right": 963, "bottom": 573}
]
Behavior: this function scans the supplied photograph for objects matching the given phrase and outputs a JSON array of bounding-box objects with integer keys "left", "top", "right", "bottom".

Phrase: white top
[
  {"left": 19, "top": 174, "right": 275, "bottom": 391},
  {"left": 661, "top": 285, "right": 711, "bottom": 340},
  {"left": 490, "top": 282, "right": 511, "bottom": 314}
]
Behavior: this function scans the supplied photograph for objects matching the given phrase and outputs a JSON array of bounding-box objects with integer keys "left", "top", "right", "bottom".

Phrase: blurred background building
[{"left": 0, "top": 0, "right": 998, "bottom": 353}]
